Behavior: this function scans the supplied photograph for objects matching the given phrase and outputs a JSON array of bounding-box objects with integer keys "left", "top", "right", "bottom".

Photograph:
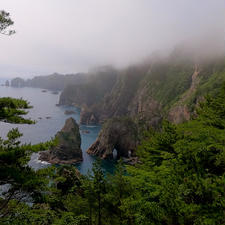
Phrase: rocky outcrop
[
  {"left": 80, "top": 106, "right": 99, "bottom": 125},
  {"left": 78, "top": 64, "right": 151, "bottom": 125},
  {"left": 128, "top": 80, "right": 162, "bottom": 129},
  {"left": 5, "top": 80, "right": 9, "bottom": 87},
  {"left": 87, "top": 117, "right": 138, "bottom": 159},
  {"left": 11, "top": 77, "right": 26, "bottom": 87},
  {"left": 168, "top": 105, "right": 190, "bottom": 124},
  {"left": 39, "top": 117, "right": 82, "bottom": 164}
]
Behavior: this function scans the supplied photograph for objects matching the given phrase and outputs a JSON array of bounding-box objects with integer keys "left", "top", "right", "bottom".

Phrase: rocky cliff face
[
  {"left": 87, "top": 117, "right": 138, "bottom": 159},
  {"left": 39, "top": 117, "right": 82, "bottom": 164},
  {"left": 59, "top": 66, "right": 118, "bottom": 106},
  {"left": 168, "top": 64, "right": 200, "bottom": 123},
  {"left": 55, "top": 48, "right": 225, "bottom": 161},
  {"left": 58, "top": 48, "right": 225, "bottom": 128},
  {"left": 11, "top": 77, "right": 26, "bottom": 87}
]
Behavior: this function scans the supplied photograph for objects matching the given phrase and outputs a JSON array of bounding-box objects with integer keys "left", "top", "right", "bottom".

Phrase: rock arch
[{"left": 87, "top": 117, "right": 138, "bottom": 159}]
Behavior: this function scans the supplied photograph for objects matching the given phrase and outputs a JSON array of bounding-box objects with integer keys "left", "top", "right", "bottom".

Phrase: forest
[{"left": 1, "top": 8, "right": 225, "bottom": 225}]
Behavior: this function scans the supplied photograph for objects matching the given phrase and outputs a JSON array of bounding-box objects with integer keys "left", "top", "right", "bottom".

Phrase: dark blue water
[{"left": 0, "top": 86, "right": 115, "bottom": 174}]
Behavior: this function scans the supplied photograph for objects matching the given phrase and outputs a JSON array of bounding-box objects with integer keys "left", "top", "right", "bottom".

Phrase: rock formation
[
  {"left": 11, "top": 77, "right": 26, "bottom": 87},
  {"left": 57, "top": 47, "right": 225, "bottom": 156},
  {"left": 80, "top": 105, "right": 99, "bottom": 125},
  {"left": 87, "top": 117, "right": 138, "bottom": 159},
  {"left": 39, "top": 117, "right": 82, "bottom": 164},
  {"left": 5, "top": 80, "right": 10, "bottom": 87}
]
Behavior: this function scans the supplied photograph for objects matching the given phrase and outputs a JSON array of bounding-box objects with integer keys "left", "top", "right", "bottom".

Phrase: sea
[{"left": 0, "top": 81, "right": 115, "bottom": 174}]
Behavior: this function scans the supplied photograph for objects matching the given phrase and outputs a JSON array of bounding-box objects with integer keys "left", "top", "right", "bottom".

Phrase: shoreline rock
[
  {"left": 39, "top": 117, "right": 82, "bottom": 164},
  {"left": 87, "top": 117, "right": 138, "bottom": 159}
]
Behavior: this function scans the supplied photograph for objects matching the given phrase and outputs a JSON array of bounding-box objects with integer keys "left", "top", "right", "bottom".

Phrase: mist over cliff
[{"left": 1, "top": 0, "right": 225, "bottom": 77}]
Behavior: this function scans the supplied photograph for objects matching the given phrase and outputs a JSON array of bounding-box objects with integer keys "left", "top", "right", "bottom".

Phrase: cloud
[{"left": 0, "top": 0, "right": 224, "bottom": 78}]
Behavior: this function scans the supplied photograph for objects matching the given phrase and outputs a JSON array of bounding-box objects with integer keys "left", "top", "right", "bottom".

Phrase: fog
[{"left": 0, "top": 0, "right": 225, "bottom": 78}]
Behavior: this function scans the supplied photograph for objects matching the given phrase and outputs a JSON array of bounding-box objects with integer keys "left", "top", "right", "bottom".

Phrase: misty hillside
[
  {"left": 59, "top": 47, "right": 225, "bottom": 127},
  {"left": 11, "top": 73, "right": 86, "bottom": 90}
]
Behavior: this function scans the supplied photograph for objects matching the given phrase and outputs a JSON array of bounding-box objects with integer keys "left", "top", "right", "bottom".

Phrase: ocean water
[{"left": 0, "top": 86, "right": 115, "bottom": 174}]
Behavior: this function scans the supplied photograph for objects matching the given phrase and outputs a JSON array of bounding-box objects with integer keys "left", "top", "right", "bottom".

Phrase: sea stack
[
  {"left": 87, "top": 117, "right": 138, "bottom": 159},
  {"left": 39, "top": 117, "right": 82, "bottom": 164}
]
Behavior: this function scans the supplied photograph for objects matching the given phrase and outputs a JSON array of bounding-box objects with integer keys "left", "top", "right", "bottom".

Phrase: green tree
[
  {"left": 126, "top": 82, "right": 225, "bottom": 225},
  {"left": 91, "top": 159, "right": 106, "bottom": 225},
  {"left": 0, "top": 99, "right": 53, "bottom": 218},
  {"left": 0, "top": 10, "right": 15, "bottom": 35}
]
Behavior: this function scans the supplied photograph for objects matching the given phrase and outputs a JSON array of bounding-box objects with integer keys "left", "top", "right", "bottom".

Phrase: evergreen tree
[{"left": 0, "top": 10, "right": 15, "bottom": 35}]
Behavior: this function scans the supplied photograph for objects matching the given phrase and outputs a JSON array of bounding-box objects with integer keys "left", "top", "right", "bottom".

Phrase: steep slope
[
  {"left": 59, "top": 66, "right": 118, "bottom": 106},
  {"left": 59, "top": 48, "right": 225, "bottom": 128},
  {"left": 87, "top": 117, "right": 138, "bottom": 159}
]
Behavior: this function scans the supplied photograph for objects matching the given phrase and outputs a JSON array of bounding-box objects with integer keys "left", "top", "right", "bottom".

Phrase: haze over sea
[{"left": 0, "top": 84, "right": 115, "bottom": 174}]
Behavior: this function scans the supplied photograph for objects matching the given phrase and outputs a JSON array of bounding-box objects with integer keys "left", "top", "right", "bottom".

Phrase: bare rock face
[
  {"left": 87, "top": 117, "right": 138, "bottom": 159},
  {"left": 168, "top": 64, "right": 200, "bottom": 124},
  {"left": 168, "top": 105, "right": 191, "bottom": 124},
  {"left": 80, "top": 105, "right": 99, "bottom": 125},
  {"left": 39, "top": 117, "right": 82, "bottom": 164}
]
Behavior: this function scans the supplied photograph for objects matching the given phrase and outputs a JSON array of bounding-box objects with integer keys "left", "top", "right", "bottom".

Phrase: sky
[{"left": 0, "top": 0, "right": 225, "bottom": 78}]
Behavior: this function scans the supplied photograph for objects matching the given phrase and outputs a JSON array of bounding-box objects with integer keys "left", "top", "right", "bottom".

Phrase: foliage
[
  {"left": 125, "top": 82, "right": 225, "bottom": 225},
  {"left": 1, "top": 82, "right": 225, "bottom": 224},
  {"left": 0, "top": 10, "right": 15, "bottom": 35},
  {"left": 0, "top": 97, "right": 34, "bottom": 124},
  {"left": 0, "top": 97, "right": 54, "bottom": 219}
]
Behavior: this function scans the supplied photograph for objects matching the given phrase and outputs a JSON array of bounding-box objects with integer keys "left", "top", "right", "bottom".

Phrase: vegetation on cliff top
[
  {"left": 1, "top": 9, "right": 225, "bottom": 225},
  {"left": 59, "top": 50, "right": 225, "bottom": 126},
  {"left": 1, "top": 81, "right": 225, "bottom": 225}
]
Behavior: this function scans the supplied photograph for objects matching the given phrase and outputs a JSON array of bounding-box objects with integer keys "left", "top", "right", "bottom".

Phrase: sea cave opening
[{"left": 113, "top": 149, "right": 118, "bottom": 160}]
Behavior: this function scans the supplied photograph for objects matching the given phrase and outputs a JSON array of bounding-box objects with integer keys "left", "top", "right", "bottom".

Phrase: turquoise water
[{"left": 0, "top": 86, "right": 115, "bottom": 174}]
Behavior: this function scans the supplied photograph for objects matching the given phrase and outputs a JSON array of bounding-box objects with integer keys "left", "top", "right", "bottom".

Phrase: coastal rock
[
  {"left": 80, "top": 106, "right": 99, "bottom": 125},
  {"left": 87, "top": 117, "right": 138, "bottom": 159},
  {"left": 39, "top": 117, "right": 82, "bottom": 164},
  {"left": 5, "top": 80, "right": 10, "bottom": 87},
  {"left": 11, "top": 77, "right": 26, "bottom": 87}
]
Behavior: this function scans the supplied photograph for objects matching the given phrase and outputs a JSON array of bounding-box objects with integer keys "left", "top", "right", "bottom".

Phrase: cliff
[
  {"left": 87, "top": 117, "right": 138, "bottom": 159},
  {"left": 59, "top": 66, "right": 118, "bottom": 106},
  {"left": 11, "top": 73, "right": 86, "bottom": 91},
  {"left": 39, "top": 117, "right": 82, "bottom": 164},
  {"left": 59, "top": 49, "right": 225, "bottom": 126}
]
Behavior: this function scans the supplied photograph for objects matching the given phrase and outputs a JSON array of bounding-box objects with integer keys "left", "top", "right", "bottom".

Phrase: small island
[{"left": 39, "top": 117, "right": 82, "bottom": 164}]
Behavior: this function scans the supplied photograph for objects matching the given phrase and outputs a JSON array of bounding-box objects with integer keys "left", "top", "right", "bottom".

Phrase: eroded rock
[
  {"left": 39, "top": 117, "right": 82, "bottom": 164},
  {"left": 87, "top": 117, "right": 138, "bottom": 159}
]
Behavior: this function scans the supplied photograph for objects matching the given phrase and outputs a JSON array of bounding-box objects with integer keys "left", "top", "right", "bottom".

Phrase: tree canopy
[{"left": 0, "top": 10, "right": 15, "bottom": 35}]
